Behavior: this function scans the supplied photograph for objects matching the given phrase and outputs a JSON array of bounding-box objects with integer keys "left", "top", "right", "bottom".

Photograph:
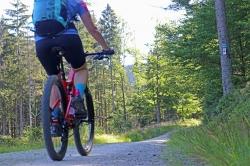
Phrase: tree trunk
[
  {"left": 15, "top": 100, "right": 19, "bottom": 137},
  {"left": 19, "top": 97, "right": 24, "bottom": 135},
  {"left": 215, "top": 0, "right": 233, "bottom": 95},
  {"left": 120, "top": 73, "right": 127, "bottom": 121},
  {"left": 2, "top": 114, "right": 7, "bottom": 135},
  {"left": 27, "top": 33, "right": 33, "bottom": 127},
  {"left": 29, "top": 79, "right": 33, "bottom": 127},
  {"left": 110, "top": 58, "right": 115, "bottom": 112},
  {"left": 238, "top": 37, "right": 246, "bottom": 81},
  {"left": 155, "top": 54, "right": 161, "bottom": 123}
]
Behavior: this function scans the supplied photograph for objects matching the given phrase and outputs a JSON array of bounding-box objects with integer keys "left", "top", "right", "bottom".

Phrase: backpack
[{"left": 32, "top": 0, "right": 69, "bottom": 36}]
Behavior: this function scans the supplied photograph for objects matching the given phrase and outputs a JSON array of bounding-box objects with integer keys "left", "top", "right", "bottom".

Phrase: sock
[{"left": 75, "top": 83, "right": 86, "bottom": 98}]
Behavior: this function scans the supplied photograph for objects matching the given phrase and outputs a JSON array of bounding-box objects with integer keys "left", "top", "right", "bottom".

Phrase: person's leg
[
  {"left": 60, "top": 34, "right": 87, "bottom": 97},
  {"left": 35, "top": 39, "right": 61, "bottom": 108},
  {"left": 52, "top": 34, "right": 87, "bottom": 117},
  {"left": 35, "top": 39, "right": 60, "bottom": 76},
  {"left": 74, "top": 63, "right": 88, "bottom": 97},
  {"left": 50, "top": 85, "right": 61, "bottom": 108}
]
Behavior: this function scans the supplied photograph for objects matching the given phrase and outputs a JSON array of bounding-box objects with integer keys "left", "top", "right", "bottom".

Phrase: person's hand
[
  {"left": 93, "top": 49, "right": 115, "bottom": 60},
  {"left": 102, "top": 48, "right": 115, "bottom": 55}
]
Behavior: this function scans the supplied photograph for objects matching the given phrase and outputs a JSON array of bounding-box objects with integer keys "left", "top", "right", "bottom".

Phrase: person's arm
[{"left": 80, "top": 10, "right": 109, "bottom": 50}]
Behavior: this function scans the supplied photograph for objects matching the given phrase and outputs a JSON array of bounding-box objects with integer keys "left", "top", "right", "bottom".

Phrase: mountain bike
[{"left": 41, "top": 47, "right": 114, "bottom": 161}]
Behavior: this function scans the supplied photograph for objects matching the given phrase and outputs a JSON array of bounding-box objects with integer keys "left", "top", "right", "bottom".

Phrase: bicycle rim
[{"left": 41, "top": 75, "right": 68, "bottom": 161}]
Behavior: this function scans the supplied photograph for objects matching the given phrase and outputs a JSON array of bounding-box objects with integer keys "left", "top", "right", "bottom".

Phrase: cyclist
[{"left": 33, "top": 0, "right": 112, "bottom": 131}]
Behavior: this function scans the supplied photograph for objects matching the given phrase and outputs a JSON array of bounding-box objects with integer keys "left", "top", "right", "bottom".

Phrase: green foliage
[
  {"left": 4, "top": 0, "right": 30, "bottom": 36},
  {"left": 162, "top": 0, "right": 250, "bottom": 118},
  {"left": 148, "top": 23, "right": 204, "bottom": 119},
  {"left": 205, "top": 83, "right": 250, "bottom": 122},
  {"left": 168, "top": 85, "right": 250, "bottom": 165},
  {"left": 94, "top": 134, "right": 130, "bottom": 144},
  {"left": 90, "top": 4, "right": 135, "bottom": 133},
  {"left": 0, "top": 136, "right": 16, "bottom": 146},
  {"left": 109, "top": 112, "right": 132, "bottom": 133},
  {"left": 0, "top": 0, "right": 45, "bottom": 137},
  {"left": 0, "top": 137, "right": 43, "bottom": 153},
  {"left": 163, "top": 1, "right": 250, "bottom": 164},
  {"left": 226, "top": 0, "right": 250, "bottom": 85},
  {"left": 0, "top": 0, "right": 45, "bottom": 138},
  {"left": 170, "top": 116, "right": 250, "bottom": 165},
  {"left": 22, "top": 126, "right": 42, "bottom": 143},
  {"left": 128, "top": 92, "right": 154, "bottom": 127},
  {"left": 98, "top": 4, "right": 121, "bottom": 53},
  {"left": 124, "top": 124, "right": 177, "bottom": 142},
  {"left": 0, "top": 132, "right": 43, "bottom": 153}
]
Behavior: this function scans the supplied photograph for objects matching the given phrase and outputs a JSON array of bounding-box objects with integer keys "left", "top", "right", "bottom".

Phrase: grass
[
  {"left": 0, "top": 136, "right": 44, "bottom": 153},
  {"left": 94, "top": 134, "right": 130, "bottom": 144},
  {"left": 123, "top": 122, "right": 178, "bottom": 142},
  {"left": 123, "top": 119, "right": 200, "bottom": 142},
  {"left": 168, "top": 115, "right": 250, "bottom": 166},
  {"left": 167, "top": 86, "right": 250, "bottom": 166}
]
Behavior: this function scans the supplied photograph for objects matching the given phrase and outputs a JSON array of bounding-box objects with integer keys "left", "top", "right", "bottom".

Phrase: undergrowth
[{"left": 168, "top": 84, "right": 250, "bottom": 165}]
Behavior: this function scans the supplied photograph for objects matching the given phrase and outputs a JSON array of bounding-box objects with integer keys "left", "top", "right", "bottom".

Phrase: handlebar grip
[{"left": 84, "top": 49, "right": 115, "bottom": 60}]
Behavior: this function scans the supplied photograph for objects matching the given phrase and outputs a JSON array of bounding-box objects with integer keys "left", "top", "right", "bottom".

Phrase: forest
[{"left": 0, "top": 0, "right": 249, "bottom": 163}]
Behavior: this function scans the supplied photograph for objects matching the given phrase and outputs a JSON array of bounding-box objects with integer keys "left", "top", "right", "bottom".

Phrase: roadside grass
[
  {"left": 123, "top": 122, "right": 178, "bottom": 142},
  {"left": 0, "top": 121, "right": 182, "bottom": 153},
  {"left": 94, "top": 134, "right": 130, "bottom": 144},
  {"left": 124, "top": 119, "right": 200, "bottom": 142},
  {"left": 167, "top": 86, "right": 250, "bottom": 165},
  {"left": 0, "top": 136, "right": 44, "bottom": 153},
  {"left": 168, "top": 115, "right": 250, "bottom": 166}
]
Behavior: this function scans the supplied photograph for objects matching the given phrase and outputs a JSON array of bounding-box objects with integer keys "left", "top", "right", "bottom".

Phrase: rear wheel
[
  {"left": 41, "top": 75, "right": 68, "bottom": 161},
  {"left": 74, "top": 87, "right": 95, "bottom": 156}
]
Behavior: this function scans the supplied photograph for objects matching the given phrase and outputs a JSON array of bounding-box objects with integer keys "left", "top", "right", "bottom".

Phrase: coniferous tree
[
  {"left": 97, "top": 4, "right": 133, "bottom": 132},
  {"left": 0, "top": 0, "right": 44, "bottom": 137}
]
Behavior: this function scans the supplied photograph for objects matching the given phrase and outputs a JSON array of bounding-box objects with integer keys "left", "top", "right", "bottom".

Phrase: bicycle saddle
[{"left": 51, "top": 46, "right": 66, "bottom": 56}]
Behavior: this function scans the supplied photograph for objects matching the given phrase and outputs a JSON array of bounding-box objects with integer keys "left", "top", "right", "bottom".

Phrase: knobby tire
[{"left": 41, "top": 75, "right": 68, "bottom": 161}]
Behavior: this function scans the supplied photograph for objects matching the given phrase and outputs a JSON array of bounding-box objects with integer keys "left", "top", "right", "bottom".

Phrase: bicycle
[{"left": 40, "top": 47, "right": 114, "bottom": 161}]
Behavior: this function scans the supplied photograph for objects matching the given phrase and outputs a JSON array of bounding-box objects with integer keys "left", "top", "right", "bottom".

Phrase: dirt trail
[
  {"left": 0, "top": 133, "right": 207, "bottom": 166},
  {"left": 0, "top": 133, "right": 170, "bottom": 166}
]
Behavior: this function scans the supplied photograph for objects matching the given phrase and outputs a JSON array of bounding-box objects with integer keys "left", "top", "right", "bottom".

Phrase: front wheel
[
  {"left": 41, "top": 75, "right": 68, "bottom": 161},
  {"left": 74, "top": 87, "right": 95, "bottom": 156}
]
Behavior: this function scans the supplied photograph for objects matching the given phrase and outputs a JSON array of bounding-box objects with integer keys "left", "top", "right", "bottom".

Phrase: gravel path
[{"left": 0, "top": 133, "right": 170, "bottom": 166}]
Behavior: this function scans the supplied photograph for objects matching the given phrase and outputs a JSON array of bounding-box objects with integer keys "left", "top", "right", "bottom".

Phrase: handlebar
[{"left": 84, "top": 49, "right": 115, "bottom": 60}]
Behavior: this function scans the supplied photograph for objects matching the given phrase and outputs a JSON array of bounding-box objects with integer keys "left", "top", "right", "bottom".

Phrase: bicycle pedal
[
  {"left": 75, "top": 110, "right": 87, "bottom": 119},
  {"left": 50, "top": 124, "right": 62, "bottom": 137},
  {"left": 71, "top": 96, "right": 84, "bottom": 110}
]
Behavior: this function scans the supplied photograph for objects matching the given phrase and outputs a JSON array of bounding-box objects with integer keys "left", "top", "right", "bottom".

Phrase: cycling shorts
[{"left": 35, "top": 34, "right": 85, "bottom": 75}]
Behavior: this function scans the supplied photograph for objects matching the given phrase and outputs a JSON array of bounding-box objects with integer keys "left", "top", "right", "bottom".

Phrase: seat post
[
  {"left": 60, "top": 56, "right": 66, "bottom": 81},
  {"left": 52, "top": 47, "right": 67, "bottom": 81}
]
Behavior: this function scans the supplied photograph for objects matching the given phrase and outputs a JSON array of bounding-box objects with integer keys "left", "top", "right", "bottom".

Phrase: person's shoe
[
  {"left": 71, "top": 96, "right": 87, "bottom": 119},
  {"left": 50, "top": 107, "right": 63, "bottom": 137}
]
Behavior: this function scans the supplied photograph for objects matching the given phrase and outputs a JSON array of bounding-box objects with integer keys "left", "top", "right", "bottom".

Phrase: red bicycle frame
[
  {"left": 53, "top": 48, "right": 114, "bottom": 127},
  {"left": 60, "top": 69, "right": 79, "bottom": 127}
]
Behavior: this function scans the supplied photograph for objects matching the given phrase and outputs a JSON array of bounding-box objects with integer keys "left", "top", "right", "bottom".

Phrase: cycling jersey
[{"left": 35, "top": 0, "right": 88, "bottom": 41}]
